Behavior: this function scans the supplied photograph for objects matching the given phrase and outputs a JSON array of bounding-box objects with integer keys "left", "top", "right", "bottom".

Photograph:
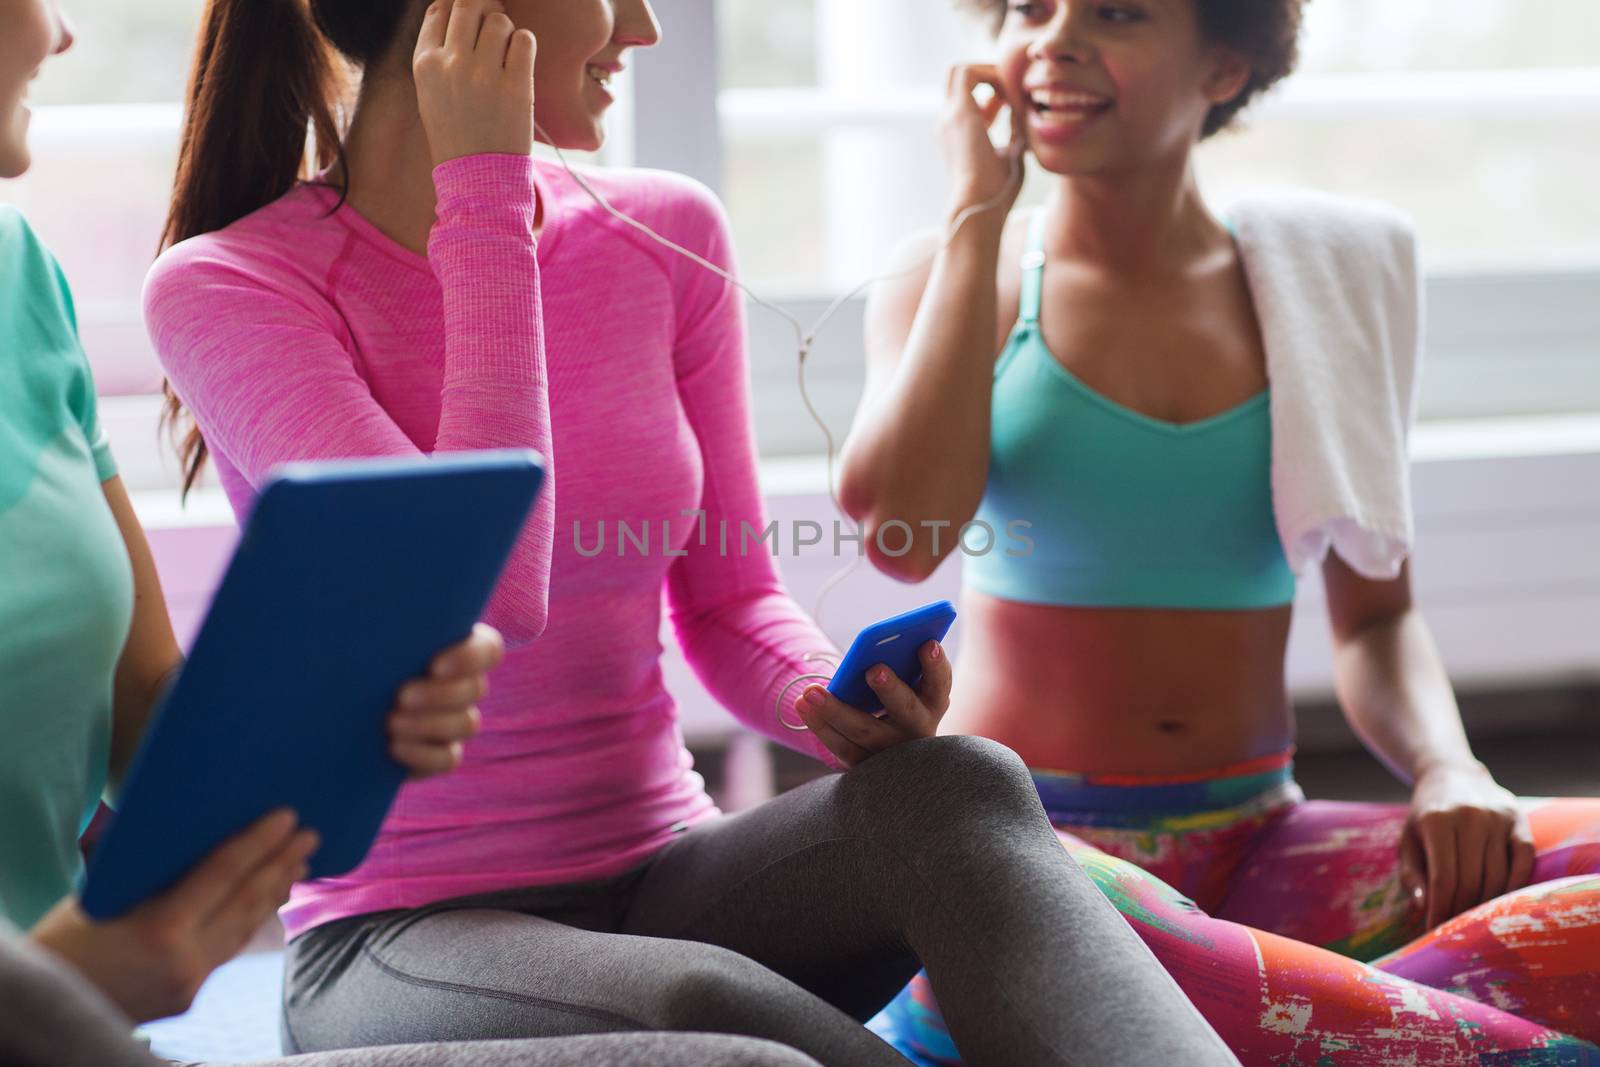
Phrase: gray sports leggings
[
  {"left": 0, "top": 918, "right": 818, "bottom": 1067},
  {"left": 286, "top": 736, "right": 1237, "bottom": 1066}
]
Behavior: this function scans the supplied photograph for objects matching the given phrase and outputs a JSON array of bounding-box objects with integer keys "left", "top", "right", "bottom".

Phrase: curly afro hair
[{"left": 954, "top": 0, "right": 1306, "bottom": 139}]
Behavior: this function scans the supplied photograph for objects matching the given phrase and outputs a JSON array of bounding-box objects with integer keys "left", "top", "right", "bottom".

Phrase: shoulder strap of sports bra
[
  {"left": 1018, "top": 210, "right": 1048, "bottom": 327},
  {"left": 992, "top": 211, "right": 1048, "bottom": 383},
  {"left": 997, "top": 211, "right": 1234, "bottom": 381}
]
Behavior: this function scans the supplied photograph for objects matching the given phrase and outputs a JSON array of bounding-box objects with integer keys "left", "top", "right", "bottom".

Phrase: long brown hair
[{"left": 159, "top": 0, "right": 412, "bottom": 496}]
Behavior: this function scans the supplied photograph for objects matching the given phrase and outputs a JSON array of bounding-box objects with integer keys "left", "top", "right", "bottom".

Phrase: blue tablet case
[
  {"left": 826, "top": 600, "right": 957, "bottom": 713},
  {"left": 81, "top": 450, "right": 544, "bottom": 920}
]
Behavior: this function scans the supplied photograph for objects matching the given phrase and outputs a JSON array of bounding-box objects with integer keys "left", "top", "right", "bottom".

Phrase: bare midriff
[{"left": 942, "top": 586, "right": 1296, "bottom": 776}]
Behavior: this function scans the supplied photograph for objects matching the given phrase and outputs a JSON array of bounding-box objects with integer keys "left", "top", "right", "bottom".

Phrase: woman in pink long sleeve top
[{"left": 142, "top": 2, "right": 1239, "bottom": 1066}]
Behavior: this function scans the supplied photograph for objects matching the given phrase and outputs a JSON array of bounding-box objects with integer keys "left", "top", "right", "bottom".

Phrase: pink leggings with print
[{"left": 881, "top": 753, "right": 1600, "bottom": 1065}]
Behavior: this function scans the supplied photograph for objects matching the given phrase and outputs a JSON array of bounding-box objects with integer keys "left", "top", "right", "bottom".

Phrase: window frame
[
  {"left": 631, "top": 2, "right": 1600, "bottom": 457},
  {"left": 27, "top": 0, "right": 1600, "bottom": 489}
]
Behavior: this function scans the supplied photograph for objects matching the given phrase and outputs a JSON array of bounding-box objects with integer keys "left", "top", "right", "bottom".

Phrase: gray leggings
[
  {"left": 0, "top": 915, "right": 820, "bottom": 1067},
  {"left": 286, "top": 736, "right": 1237, "bottom": 1067}
]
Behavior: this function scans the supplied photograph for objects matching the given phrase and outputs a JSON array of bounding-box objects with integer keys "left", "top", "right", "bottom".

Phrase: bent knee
[
  {"left": 847, "top": 734, "right": 1041, "bottom": 830},
  {"left": 876, "top": 733, "right": 1027, "bottom": 781}
]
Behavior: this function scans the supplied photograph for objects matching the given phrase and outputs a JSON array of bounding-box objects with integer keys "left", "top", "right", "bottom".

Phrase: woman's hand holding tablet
[
  {"left": 388, "top": 622, "right": 505, "bottom": 777},
  {"left": 31, "top": 808, "right": 317, "bottom": 1023}
]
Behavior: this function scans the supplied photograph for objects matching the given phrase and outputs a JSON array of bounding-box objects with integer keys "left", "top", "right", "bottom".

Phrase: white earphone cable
[
  {"left": 532, "top": 121, "right": 1023, "bottom": 726},
  {"left": 535, "top": 123, "right": 1024, "bottom": 620}
]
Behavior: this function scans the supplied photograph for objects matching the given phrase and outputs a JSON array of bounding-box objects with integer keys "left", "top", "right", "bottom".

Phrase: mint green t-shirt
[{"left": 0, "top": 206, "right": 134, "bottom": 930}]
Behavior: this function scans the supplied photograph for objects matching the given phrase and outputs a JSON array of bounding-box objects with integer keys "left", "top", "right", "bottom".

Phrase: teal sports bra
[{"left": 963, "top": 212, "right": 1297, "bottom": 610}]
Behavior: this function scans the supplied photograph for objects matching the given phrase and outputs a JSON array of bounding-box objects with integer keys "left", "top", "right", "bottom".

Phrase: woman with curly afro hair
[{"left": 838, "top": 1, "right": 1600, "bottom": 1063}]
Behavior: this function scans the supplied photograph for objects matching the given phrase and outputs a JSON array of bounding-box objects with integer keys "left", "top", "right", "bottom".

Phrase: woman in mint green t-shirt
[
  {"left": 2, "top": 7, "right": 837, "bottom": 1067},
  {"left": 0, "top": 0, "right": 508, "bottom": 1035},
  {"left": 2, "top": 10, "right": 828, "bottom": 1067}
]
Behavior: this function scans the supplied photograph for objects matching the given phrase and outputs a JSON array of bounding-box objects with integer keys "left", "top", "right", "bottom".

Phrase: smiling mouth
[
  {"left": 585, "top": 64, "right": 616, "bottom": 90},
  {"left": 1026, "top": 89, "right": 1114, "bottom": 120}
]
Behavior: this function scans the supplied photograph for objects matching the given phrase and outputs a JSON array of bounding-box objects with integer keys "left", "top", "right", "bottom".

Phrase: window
[
  {"left": 11, "top": 1, "right": 1599, "bottom": 479},
  {"left": 31, "top": 0, "right": 202, "bottom": 105},
  {"left": 716, "top": 0, "right": 1600, "bottom": 287},
  {"left": 1203, "top": 1, "right": 1600, "bottom": 274},
  {"left": 11, "top": 2, "right": 619, "bottom": 491},
  {"left": 8, "top": 0, "right": 202, "bottom": 398},
  {"left": 685, "top": 0, "right": 1600, "bottom": 454}
]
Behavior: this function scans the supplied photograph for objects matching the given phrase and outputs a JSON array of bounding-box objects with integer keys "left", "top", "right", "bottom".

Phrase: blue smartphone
[{"left": 826, "top": 600, "right": 957, "bottom": 713}]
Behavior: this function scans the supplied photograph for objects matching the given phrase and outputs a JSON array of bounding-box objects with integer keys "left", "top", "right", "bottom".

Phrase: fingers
[
  {"left": 964, "top": 67, "right": 1015, "bottom": 123},
  {"left": 866, "top": 662, "right": 916, "bottom": 722},
  {"left": 429, "top": 623, "right": 505, "bottom": 680},
  {"left": 947, "top": 64, "right": 1023, "bottom": 146},
  {"left": 507, "top": 25, "right": 536, "bottom": 78},
  {"left": 1484, "top": 805, "right": 1535, "bottom": 900},
  {"left": 393, "top": 626, "right": 495, "bottom": 778},
  {"left": 478, "top": 9, "right": 517, "bottom": 65},
  {"left": 914, "top": 640, "right": 952, "bottom": 719},
  {"left": 392, "top": 738, "right": 466, "bottom": 778},
  {"left": 942, "top": 61, "right": 1026, "bottom": 211},
  {"left": 1397, "top": 826, "right": 1425, "bottom": 907},
  {"left": 399, "top": 671, "right": 488, "bottom": 713},
  {"left": 1508, "top": 816, "right": 1537, "bottom": 892},
  {"left": 204, "top": 828, "right": 319, "bottom": 957},
  {"left": 1005, "top": 98, "right": 1030, "bottom": 158},
  {"left": 1480, "top": 818, "right": 1511, "bottom": 905},
  {"left": 390, "top": 701, "right": 478, "bottom": 775},
  {"left": 149, "top": 808, "right": 299, "bottom": 923},
  {"left": 414, "top": 0, "right": 531, "bottom": 163},
  {"left": 389, "top": 699, "right": 480, "bottom": 778},
  {"left": 948, "top": 63, "right": 1003, "bottom": 107},
  {"left": 977, "top": 89, "right": 1006, "bottom": 129},
  {"left": 415, "top": 2, "right": 446, "bottom": 57},
  {"left": 803, "top": 685, "right": 906, "bottom": 747},
  {"left": 442, "top": 0, "right": 491, "bottom": 54},
  {"left": 416, "top": 0, "right": 448, "bottom": 54},
  {"left": 796, "top": 693, "right": 877, "bottom": 768},
  {"left": 391, "top": 704, "right": 482, "bottom": 745},
  {"left": 1419, "top": 814, "right": 1457, "bottom": 929},
  {"left": 795, "top": 685, "right": 908, "bottom": 767},
  {"left": 1452, "top": 815, "right": 1489, "bottom": 918}
]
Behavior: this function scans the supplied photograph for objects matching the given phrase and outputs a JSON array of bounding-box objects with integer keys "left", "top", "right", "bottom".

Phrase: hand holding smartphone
[{"left": 792, "top": 600, "right": 958, "bottom": 769}]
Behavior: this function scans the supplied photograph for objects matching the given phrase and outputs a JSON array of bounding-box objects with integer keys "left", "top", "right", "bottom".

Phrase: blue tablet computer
[{"left": 81, "top": 449, "right": 544, "bottom": 920}]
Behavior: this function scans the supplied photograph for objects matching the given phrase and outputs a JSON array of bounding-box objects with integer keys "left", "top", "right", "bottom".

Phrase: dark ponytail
[{"left": 160, "top": 0, "right": 413, "bottom": 497}]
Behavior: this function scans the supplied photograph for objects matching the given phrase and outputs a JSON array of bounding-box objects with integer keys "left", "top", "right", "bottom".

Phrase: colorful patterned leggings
[{"left": 879, "top": 752, "right": 1600, "bottom": 1065}]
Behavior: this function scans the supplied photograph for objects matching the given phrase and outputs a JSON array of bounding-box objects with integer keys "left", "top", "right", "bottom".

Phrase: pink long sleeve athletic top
[{"left": 144, "top": 154, "right": 842, "bottom": 938}]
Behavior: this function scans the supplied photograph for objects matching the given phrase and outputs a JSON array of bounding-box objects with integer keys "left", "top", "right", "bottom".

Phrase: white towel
[{"left": 1229, "top": 189, "right": 1425, "bottom": 580}]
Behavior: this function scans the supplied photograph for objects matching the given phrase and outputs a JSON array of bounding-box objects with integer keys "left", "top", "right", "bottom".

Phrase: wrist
[
  {"left": 1413, "top": 756, "right": 1490, "bottom": 785},
  {"left": 27, "top": 905, "right": 101, "bottom": 1002},
  {"left": 944, "top": 194, "right": 1011, "bottom": 236},
  {"left": 938, "top": 211, "right": 1009, "bottom": 270},
  {"left": 431, "top": 153, "right": 538, "bottom": 212}
]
